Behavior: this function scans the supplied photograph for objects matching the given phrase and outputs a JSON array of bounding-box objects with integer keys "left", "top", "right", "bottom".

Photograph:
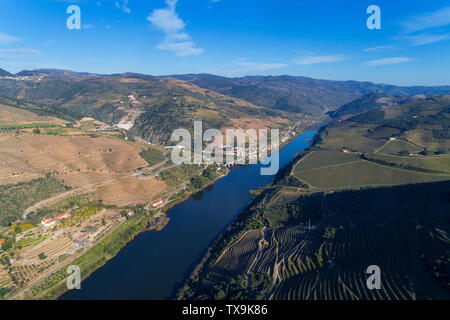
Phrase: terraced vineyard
[
  {"left": 272, "top": 182, "right": 450, "bottom": 300},
  {"left": 207, "top": 230, "right": 263, "bottom": 283},
  {"left": 179, "top": 95, "right": 450, "bottom": 300}
]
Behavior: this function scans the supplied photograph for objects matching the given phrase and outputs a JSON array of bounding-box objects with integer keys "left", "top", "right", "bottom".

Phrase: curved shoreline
[{"left": 53, "top": 129, "right": 317, "bottom": 300}]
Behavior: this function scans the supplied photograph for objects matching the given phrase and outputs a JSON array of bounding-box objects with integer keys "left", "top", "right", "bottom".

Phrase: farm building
[
  {"left": 41, "top": 218, "right": 55, "bottom": 227},
  {"left": 54, "top": 212, "right": 69, "bottom": 220},
  {"left": 73, "top": 233, "right": 89, "bottom": 248},
  {"left": 151, "top": 198, "right": 164, "bottom": 208}
]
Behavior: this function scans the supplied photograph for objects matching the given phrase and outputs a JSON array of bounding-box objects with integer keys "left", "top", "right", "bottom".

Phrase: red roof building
[
  {"left": 152, "top": 198, "right": 164, "bottom": 208},
  {"left": 41, "top": 217, "right": 55, "bottom": 227},
  {"left": 54, "top": 212, "right": 69, "bottom": 220}
]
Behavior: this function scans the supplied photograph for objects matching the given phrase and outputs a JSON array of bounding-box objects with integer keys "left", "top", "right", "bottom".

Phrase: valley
[
  {"left": 178, "top": 94, "right": 450, "bottom": 300},
  {"left": 0, "top": 70, "right": 311, "bottom": 299},
  {"left": 0, "top": 69, "right": 449, "bottom": 301}
]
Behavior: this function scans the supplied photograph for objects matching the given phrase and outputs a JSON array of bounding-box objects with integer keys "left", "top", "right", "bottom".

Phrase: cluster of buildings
[
  {"left": 73, "top": 233, "right": 89, "bottom": 248},
  {"left": 281, "top": 127, "right": 297, "bottom": 144},
  {"left": 0, "top": 75, "right": 44, "bottom": 81},
  {"left": 128, "top": 95, "right": 138, "bottom": 104},
  {"left": 73, "top": 225, "right": 104, "bottom": 248},
  {"left": 115, "top": 123, "right": 134, "bottom": 131},
  {"left": 40, "top": 212, "right": 70, "bottom": 227}
]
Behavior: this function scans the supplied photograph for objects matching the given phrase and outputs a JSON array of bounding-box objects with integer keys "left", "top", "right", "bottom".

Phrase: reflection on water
[{"left": 192, "top": 190, "right": 204, "bottom": 201}]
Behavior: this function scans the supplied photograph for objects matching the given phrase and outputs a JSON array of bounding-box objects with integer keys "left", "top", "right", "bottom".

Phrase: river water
[{"left": 61, "top": 130, "right": 316, "bottom": 300}]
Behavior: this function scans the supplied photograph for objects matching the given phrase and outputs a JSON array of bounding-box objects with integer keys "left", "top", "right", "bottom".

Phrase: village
[{"left": 0, "top": 192, "right": 168, "bottom": 298}]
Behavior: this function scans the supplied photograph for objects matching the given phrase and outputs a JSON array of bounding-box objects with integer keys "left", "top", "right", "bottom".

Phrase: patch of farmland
[
  {"left": 271, "top": 222, "right": 447, "bottom": 300},
  {"left": 375, "top": 139, "right": 423, "bottom": 155},
  {"left": 0, "top": 266, "right": 13, "bottom": 288},
  {"left": 0, "top": 177, "right": 69, "bottom": 226},
  {"left": 23, "top": 234, "right": 73, "bottom": 261},
  {"left": 364, "top": 126, "right": 402, "bottom": 140},
  {"left": 322, "top": 127, "right": 385, "bottom": 153},
  {"left": 269, "top": 181, "right": 450, "bottom": 300},
  {"left": 403, "top": 126, "right": 450, "bottom": 150},
  {"left": 267, "top": 188, "right": 302, "bottom": 207},
  {"left": 208, "top": 230, "right": 262, "bottom": 283},
  {"left": 294, "top": 159, "right": 450, "bottom": 190},
  {"left": 0, "top": 134, "right": 148, "bottom": 182},
  {"left": 52, "top": 171, "right": 122, "bottom": 189},
  {"left": 93, "top": 176, "right": 166, "bottom": 206},
  {"left": 293, "top": 151, "right": 360, "bottom": 173},
  {"left": 253, "top": 226, "right": 308, "bottom": 275},
  {"left": 365, "top": 153, "right": 450, "bottom": 173},
  {"left": 0, "top": 104, "right": 67, "bottom": 126}
]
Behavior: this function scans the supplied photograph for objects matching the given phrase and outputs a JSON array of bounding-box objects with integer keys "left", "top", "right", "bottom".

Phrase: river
[{"left": 61, "top": 130, "right": 316, "bottom": 300}]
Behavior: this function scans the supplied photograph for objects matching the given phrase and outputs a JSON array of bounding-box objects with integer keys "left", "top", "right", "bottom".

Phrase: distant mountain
[
  {"left": 1, "top": 68, "right": 450, "bottom": 139},
  {"left": 0, "top": 72, "right": 293, "bottom": 144},
  {"left": 15, "top": 70, "right": 43, "bottom": 77},
  {"left": 0, "top": 68, "right": 12, "bottom": 77},
  {"left": 169, "top": 74, "right": 450, "bottom": 115}
]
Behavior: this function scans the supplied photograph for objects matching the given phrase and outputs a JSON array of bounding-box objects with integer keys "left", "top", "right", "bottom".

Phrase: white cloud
[
  {"left": 236, "top": 59, "right": 288, "bottom": 71},
  {"left": 208, "top": 0, "right": 222, "bottom": 8},
  {"left": 363, "top": 45, "right": 397, "bottom": 52},
  {"left": 401, "top": 7, "right": 450, "bottom": 33},
  {"left": 364, "top": 57, "right": 414, "bottom": 66},
  {"left": 216, "top": 58, "right": 288, "bottom": 76},
  {"left": 293, "top": 55, "right": 345, "bottom": 65},
  {"left": 396, "top": 34, "right": 449, "bottom": 46},
  {"left": 122, "top": 0, "right": 130, "bottom": 13},
  {"left": 0, "top": 32, "right": 20, "bottom": 44},
  {"left": 396, "top": 7, "right": 450, "bottom": 46},
  {"left": 147, "top": 0, "right": 203, "bottom": 57},
  {"left": 0, "top": 48, "right": 41, "bottom": 58},
  {"left": 156, "top": 40, "right": 203, "bottom": 57},
  {"left": 115, "top": 0, "right": 130, "bottom": 13}
]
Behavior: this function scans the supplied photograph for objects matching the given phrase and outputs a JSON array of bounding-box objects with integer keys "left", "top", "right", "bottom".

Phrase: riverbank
[
  {"left": 59, "top": 130, "right": 317, "bottom": 300},
  {"left": 6, "top": 164, "right": 229, "bottom": 300},
  {"left": 176, "top": 129, "right": 321, "bottom": 299}
]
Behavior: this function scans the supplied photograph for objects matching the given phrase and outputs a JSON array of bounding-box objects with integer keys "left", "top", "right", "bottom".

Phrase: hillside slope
[
  {"left": 178, "top": 94, "right": 450, "bottom": 300},
  {"left": 170, "top": 74, "right": 450, "bottom": 115},
  {"left": 0, "top": 71, "right": 300, "bottom": 144}
]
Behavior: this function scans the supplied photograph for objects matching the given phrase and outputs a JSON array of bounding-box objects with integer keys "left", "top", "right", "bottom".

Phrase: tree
[
  {"left": 215, "top": 289, "right": 226, "bottom": 300},
  {"left": 190, "top": 176, "right": 206, "bottom": 189},
  {"left": 1, "top": 237, "right": 15, "bottom": 251}
]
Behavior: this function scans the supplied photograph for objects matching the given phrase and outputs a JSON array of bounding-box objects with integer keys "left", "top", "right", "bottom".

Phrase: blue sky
[{"left": 0, "top": 0, "right": 449, "bottom": 85}]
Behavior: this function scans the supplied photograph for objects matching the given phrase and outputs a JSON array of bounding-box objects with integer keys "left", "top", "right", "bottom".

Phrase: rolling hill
[
  {"left": 0, "top": 70, "right": 299, "bottom": 144},
  {"left": 170, "top": 74, "right": 450, "bottom": 115},
  {"left": 178, "top": 94, "right": 450, "bottom": 300}
]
